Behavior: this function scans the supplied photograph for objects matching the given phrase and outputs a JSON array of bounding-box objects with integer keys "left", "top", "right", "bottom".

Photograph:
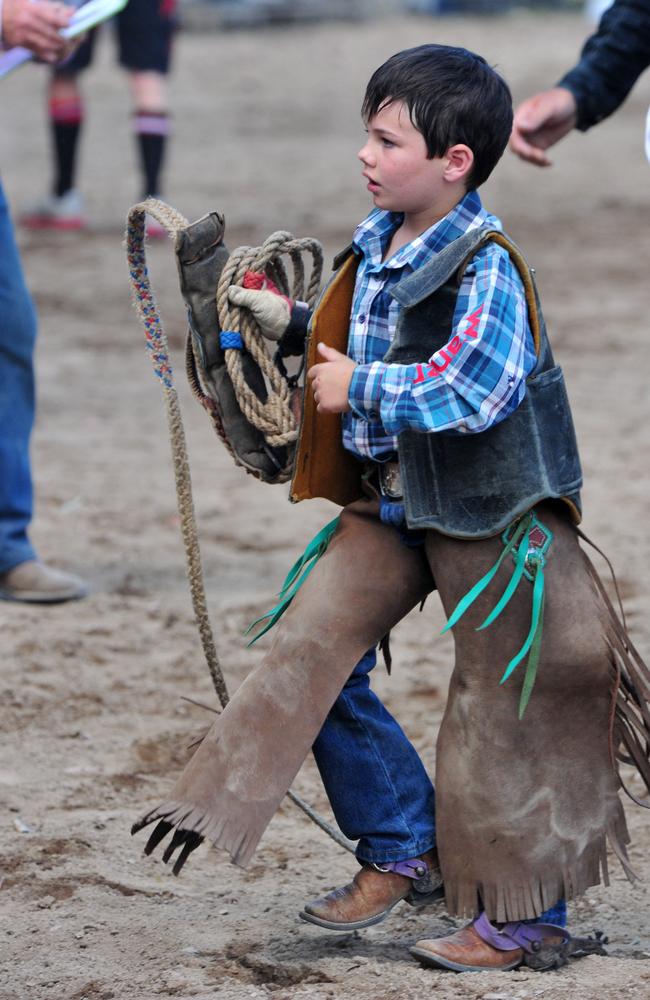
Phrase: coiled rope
[
  {"left": 217, "top": 232, "right": 322, "bottom": 448},
  {"left": 126, "top": 197, "right": 354, "bottom": 854}
]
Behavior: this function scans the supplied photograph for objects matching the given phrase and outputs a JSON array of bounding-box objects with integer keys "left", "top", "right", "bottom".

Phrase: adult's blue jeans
[
  {"left": 0, "top": 180, "right": 38, "bottom": 574},
  {"left": 312, "top": 604, "right": 567, "bottom": 926}
]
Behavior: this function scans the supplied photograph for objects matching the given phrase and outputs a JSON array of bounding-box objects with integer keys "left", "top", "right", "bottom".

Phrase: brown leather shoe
[
  {"left": 411, "top": 922, "right": 524, "bottom": 972},
  {"left": 300, "top": 850, "right": 442, "bottom": 931},
  {"left": 0, "top": 560, "right": 88, "bottom": 604}
]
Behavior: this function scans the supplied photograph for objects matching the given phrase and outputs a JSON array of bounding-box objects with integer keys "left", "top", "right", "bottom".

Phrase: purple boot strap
[
  {"left": 473, "top": 912, "right": 570, "bottom": 954},
  {"left": 372, "top": 857, "right": 430, "bottom": 879}
]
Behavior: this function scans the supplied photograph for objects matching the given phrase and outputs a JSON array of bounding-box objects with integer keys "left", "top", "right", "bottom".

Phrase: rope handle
[{"left": 126, "top": 198, "right": 188, "bottom": 391}]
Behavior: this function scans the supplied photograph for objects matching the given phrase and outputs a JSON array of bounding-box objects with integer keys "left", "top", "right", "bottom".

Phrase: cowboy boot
[
  {"left": 410, "top": 912, "right": 580, "bottom": 973},
  {"left": 300, "top": 850, "right": 442, "bottom": 931}
]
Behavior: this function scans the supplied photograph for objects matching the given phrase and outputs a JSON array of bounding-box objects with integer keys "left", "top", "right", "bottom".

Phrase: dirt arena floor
[{"left": 2, "top": 10, "right": 650, "bottom": 999}]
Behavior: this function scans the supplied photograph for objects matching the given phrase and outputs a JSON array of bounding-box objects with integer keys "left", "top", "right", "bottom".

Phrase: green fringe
[
  {"left": 518, "top": 587, "right": 545, "bottom": 719},
  {"left": 246, "top": 515, "right": 340, "bottom": 645},
  {"left": 441, "top": 511, "right": 552, "bottom": 717},
  {"left": 440, "top": 514, "right": 533, "bottom": 635}
]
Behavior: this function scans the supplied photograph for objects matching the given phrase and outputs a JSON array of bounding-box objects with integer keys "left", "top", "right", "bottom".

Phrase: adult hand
[
  {"left": 2, "top": 0, "right": 74, "bottom": 63},
  {"left": 510, "top": 87, "right": 578, "bottom": 167},
  {"left": 307, "top": 342, "right": 356, "bottom": 414}
]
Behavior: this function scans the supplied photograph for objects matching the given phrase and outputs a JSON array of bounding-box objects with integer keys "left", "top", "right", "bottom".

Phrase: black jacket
[{"left": 559, "top": 0, "right": 650, "bottom": 130}]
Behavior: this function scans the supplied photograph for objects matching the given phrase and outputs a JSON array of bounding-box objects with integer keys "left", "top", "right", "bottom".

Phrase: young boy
[{"left": 135, "top": 45, "right": 636, "bottom": 973}]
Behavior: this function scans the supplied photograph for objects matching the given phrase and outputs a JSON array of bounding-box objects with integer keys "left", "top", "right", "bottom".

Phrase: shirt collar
[{"left": 352, "top": 190, "right": 496, "bottom": 273}]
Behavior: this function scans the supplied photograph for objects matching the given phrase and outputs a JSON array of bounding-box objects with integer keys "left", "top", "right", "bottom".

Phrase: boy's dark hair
[{"left": 362, "top": 44, "right": 513, "bottom": 190}]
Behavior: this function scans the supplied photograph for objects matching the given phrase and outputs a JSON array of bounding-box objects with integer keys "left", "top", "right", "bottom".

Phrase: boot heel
[
  {"left": 405, "top": 884, "right": 445, "bottom": 908},
  {"left": 522, "top": 929, "right": 607, "bottom": 971},
  {"left": 523, "top": 941, "right": 570, "bottom": 971}
]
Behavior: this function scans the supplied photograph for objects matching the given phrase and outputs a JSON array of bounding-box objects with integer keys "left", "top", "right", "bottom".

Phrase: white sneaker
[
  {"left": 0, "top": 560, "right": 88, "bottom": 603},
  {"left": 21, "top": 189, "right": 87, "bottom": 231}
]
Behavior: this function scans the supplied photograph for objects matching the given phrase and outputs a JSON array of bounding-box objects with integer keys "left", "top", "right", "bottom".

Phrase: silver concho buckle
[{"left": 378, "top": 462, "right": 402, "bottom": 499}]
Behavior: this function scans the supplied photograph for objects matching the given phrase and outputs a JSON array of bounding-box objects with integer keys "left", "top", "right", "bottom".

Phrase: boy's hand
[{"left": 308, "top": 343, "right": 356, "bottom": 414}]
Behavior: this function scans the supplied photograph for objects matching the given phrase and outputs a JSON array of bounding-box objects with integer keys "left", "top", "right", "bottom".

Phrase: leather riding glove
[{"left": 228, "top": 270, "right": 311, "bottom": 357}]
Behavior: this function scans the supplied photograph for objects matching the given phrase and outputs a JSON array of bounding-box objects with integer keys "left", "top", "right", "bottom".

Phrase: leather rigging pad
[{"left": 174, "top": 211, "right": 292, "bottom": 484}]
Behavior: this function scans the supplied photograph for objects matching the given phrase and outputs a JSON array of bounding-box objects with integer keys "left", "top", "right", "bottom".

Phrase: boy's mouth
[{"left": 363, "top": 173, "right": 380, "bottom": 192}]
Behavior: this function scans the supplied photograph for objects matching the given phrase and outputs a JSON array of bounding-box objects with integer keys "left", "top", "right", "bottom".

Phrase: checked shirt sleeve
[{"left": 348, "top": 244, "right": 536, "bottom": 436}]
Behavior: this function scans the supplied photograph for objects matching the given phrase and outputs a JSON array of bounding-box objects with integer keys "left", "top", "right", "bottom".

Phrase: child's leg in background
[
  {"left": 20, "top": 34, "right": 93, "bottom": 230},
  {"left": 119, "top": 0, "right": 177, "bottom": 201},
  {"left": 48, "top": 29, "right": 95, "bottom": 201},
  {"left": 128, "top": 72, "right": 170, "bottom": 199},
  {"left": 48, "top": 71, "right": 85, "bottom": 199}
]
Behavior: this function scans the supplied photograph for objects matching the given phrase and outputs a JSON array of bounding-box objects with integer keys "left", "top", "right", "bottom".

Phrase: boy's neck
[{"left": 383, "top": 189, "right": 467, "bottom": 261}]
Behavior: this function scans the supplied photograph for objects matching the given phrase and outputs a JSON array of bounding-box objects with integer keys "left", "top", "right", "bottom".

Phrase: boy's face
[{"left": 358, "top": 100, "right": 452, "bottom": 217}]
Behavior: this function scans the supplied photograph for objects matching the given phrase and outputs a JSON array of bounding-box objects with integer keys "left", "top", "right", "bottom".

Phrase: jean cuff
[
  {"left": 0, "top": 542, "right": 37, "bottom": 576},
  {"left": 355, "top": 836, "right": 436, "bottom": 865}
]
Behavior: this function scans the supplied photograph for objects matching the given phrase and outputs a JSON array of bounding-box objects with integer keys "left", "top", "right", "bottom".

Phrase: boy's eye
[{"left": 381, "top": 138, "right": 395, "bottom": 148}]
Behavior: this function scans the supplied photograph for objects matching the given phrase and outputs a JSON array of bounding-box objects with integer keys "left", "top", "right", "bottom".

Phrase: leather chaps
[{"left": 133, "top": 499, "right": 634, "bottom": 922}]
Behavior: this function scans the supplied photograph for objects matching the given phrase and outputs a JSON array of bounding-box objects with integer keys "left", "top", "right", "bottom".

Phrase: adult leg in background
[
  {"left": 0, "top": 182, "right": 38, "bottom": 574},
  {"left": 0, "top": 182, "right": 86, "bottom": 602}
]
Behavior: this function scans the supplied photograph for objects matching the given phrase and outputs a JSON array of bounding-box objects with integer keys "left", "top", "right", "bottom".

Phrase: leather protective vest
[{"left": 290, "top": 228, "right": 582, "bottom": 539}]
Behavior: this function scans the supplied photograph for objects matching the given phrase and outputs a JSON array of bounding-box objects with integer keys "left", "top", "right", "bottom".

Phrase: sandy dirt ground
[{"left": 2, "top": 10, "right": 650, "bottom": 1000}]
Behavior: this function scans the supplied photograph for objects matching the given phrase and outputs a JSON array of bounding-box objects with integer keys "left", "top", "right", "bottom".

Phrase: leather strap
[
  {"left": 473, "top": 913, "right": 569, "bottom": 954},
  {"left": 372, "top": 857, "right": 429, "bottom": 879}
]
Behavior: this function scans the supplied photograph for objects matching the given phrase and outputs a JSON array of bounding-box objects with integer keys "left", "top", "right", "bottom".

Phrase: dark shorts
[{"left": 58, "top": 0, "right": 177, "bottom": 76}]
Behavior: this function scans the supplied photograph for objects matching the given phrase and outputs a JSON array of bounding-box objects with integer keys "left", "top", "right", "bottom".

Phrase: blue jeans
[
  {"left": 0, "top": 180, "right": 38, "bottom": 574},
  {"left": 312, "top": 647, "right": 437, "bottom": 864},
  {"left": 312, "top": 641, "right": 567, "bottom": 927}
]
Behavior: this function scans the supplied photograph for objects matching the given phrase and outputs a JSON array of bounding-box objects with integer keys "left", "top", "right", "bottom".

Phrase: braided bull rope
[{"left": 126, "top": 198, "right": 354, "bottom": 855}]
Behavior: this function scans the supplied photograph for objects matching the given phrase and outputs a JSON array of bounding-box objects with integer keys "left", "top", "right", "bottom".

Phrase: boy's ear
[{"left": 444, "top": 144, "right": 474, "bottom": 184}]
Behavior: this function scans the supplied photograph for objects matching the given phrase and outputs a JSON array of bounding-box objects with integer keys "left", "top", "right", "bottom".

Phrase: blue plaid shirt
[{"left": 344, "top": 190, "right": 536, "bottom": 462}]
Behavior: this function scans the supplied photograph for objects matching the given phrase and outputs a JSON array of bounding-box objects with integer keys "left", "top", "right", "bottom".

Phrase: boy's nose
[{"left": 358, "top": 143, "right": 374, "bottom": 166}]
